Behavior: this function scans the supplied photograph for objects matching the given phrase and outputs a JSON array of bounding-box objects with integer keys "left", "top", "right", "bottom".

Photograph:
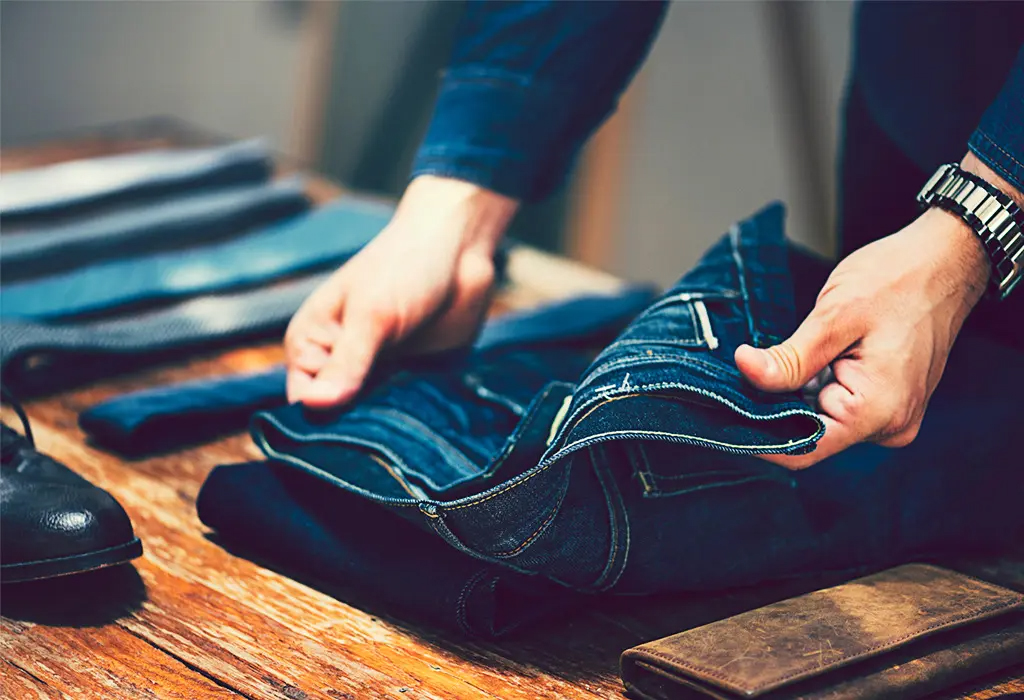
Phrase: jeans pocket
[
  {"left": 424, "top": 457, "right": 567, "bottom": 549},
  {"left": 624, "top": 440, "right": 791, "bottom": 499}
]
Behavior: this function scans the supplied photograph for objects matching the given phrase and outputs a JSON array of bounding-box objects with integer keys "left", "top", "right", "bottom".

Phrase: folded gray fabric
[
  {"left": 0, "top": 177, "right": 310, "bottom": 283},
  {"left": 0, "top": 139, "right": 272, "bottom": 223},
  {"left": 0, "top": 273, "right": 327, "bottom": 394}
]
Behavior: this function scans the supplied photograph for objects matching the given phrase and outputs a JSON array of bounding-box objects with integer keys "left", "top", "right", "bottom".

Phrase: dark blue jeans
[
  {"left": 198, "top": 460, "right": 583, "bottom": 638},
  {"left": 197, "top": 286, "right": 658, "bottom": 635},
  {"left": 200, "top": 202, "right": 1024, "bottom": 635}
]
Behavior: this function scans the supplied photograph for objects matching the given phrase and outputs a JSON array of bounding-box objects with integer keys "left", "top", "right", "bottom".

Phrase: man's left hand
[{"left": 734, "top": 153, "right": 1011, "bottom": 469}]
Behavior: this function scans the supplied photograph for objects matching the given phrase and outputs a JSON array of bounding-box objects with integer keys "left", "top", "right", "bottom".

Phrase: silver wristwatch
[{"left": 917, "top": 163, "right": 1024, "bottom": 300}]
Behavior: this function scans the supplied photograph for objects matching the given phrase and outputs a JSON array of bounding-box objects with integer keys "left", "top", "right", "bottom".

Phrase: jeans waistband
[{"left": 541, "top": 202, "right": 823, "bottom": 466}]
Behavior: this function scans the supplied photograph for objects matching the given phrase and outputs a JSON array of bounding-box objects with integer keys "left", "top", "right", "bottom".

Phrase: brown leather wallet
[{"left": 620, "top": 564, "right": 1024, "bottom": 700}]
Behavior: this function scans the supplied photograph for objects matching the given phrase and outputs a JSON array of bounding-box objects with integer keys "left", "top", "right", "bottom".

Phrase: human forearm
[
  {"left": 411, "top": 0, "right": 668, "bottom": 201},
  {"left": 393, "top": 175, "right": 518, "bottom": 258}
]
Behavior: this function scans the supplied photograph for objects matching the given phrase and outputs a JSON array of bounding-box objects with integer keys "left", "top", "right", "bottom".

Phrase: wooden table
[{"left": 2, "top": 126, "right": 1021, "bottom": 699}]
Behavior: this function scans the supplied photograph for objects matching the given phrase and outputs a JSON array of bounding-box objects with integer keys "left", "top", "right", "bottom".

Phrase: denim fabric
[
  {"left": 0, "top": 178, "right": 310, "bottom": 283},
  {"left": 412, "top": 2, "right": 1024, "bottom": 202},
  {"left": 412, "top": 2, "right": 668, "bottom": 200},
  {"left": 0, "top": 140, "right": 273, "bottom": 224},
  {"left": 839, "top": 79, "right": 1024, "bottom": 351},
  {"left": 852, "top": 3, "right": 1024, "bottom": 193},
  {"left": 970, "top": 45, "right": 1024, "bottom": 194},
  {"left": 78, "top": 287, "right": 658, "bottom": 455},
  {"left": 0, "top": 272, "right": 329, "bottom": 396},
  {"left": 80, "top": 367, "right": 288, "bottom": 456},
  {"left": 248, "top": 203, "right": 826, "bottom": 594},
  {"left": 238, "top": 202, "right": 1023, "bottom": 622},
  {"left": 199, "top": 310, "right": 1024, "bottom": 640},
  {"left": 0, "top": 198, "right": 393, "bottom": 321},
  {"left": 196, "top": 460, "right": 582, "bottom": 637}
]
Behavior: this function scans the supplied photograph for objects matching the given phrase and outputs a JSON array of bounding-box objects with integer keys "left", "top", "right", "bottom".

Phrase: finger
[
  {"left": 800, "top": 365, "right": 835, "bottom": 405},
  {"left": 301, "top": 311, "right": 392, "bottom": 408},
  {"left": 286, "top": 367, "right": 316, "bottom": 404},
  {"left": 735, "top": 305, "right": 861, "bottom": 393},
  {"left": 284, "top": 308, "right": 337, "bottom": 367},
  {"left": 284, "top": 318, "right": 336, "bottom": 404},
  {"left": 304, "top": 323, "right": 337, "bottom": 350},
  {"left": 757, "top": 414, "right": 858, "bottom": 470},
  {"left": 758, "top": 376, "right": 868, "bottom": 469},
  {"left": 826, "top": 357, "right": 899, "bottom": 442},
  {"left": 290, "top": 339, "right": 331, "bottom": 374}
]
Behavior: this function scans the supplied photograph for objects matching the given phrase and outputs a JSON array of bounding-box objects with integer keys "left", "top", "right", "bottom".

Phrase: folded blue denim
[
  {"left": 0, "top": 177, "right": 310, "bottom": 283},
  {"left": 231, "top": 202, "right": 1023, "bottom": 615},
  {"left": 79, "top": 287, "right": 658, "bottom": 455},
  {"left": 201, "top": 325, "right": 1024, "bottom": 637},
  {"left": 0, "top": 273, "right": 328, "bottom": 395},
  {"left": 197, "top": 460, "right": 583, "bottom": 637},
  {"left": 0, "top": 140, "right": 273, "bottom": 224},
  {"left": 0, "top": 197, "right": 394, "bottom": 321}
]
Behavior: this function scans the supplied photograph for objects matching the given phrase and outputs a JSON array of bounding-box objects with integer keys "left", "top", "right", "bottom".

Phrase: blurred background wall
[
  {"left": 611, "top": 1, "right": 853, "bottom": 284},
  {"left": 0, "top": 1, "right": 306, "bottom": 147},
  {"left": 0, "top": 0, "right": 854, "bottom": 284}
]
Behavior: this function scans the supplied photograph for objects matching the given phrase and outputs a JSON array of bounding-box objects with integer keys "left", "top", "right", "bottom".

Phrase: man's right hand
[{"left": 284, "top": 175, "right": 518, "bottom": 408}]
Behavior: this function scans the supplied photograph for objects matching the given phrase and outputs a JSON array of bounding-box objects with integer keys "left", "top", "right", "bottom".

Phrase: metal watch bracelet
[{"left": 917, "top": 162, "right": 1024, "bottom": 300}]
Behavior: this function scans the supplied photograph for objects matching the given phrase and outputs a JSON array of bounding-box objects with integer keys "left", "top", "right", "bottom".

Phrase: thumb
[
  {"left": 735, "top": 306, "right": 859, "bottom": 393},
  {"left": 301, "top": 310, "right": 392, "bottom": 408}
]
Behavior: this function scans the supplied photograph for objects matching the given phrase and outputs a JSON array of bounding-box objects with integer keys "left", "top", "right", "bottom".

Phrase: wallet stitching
[{"left": 631, "top": 593, "right": 1024, "bottom": 695}]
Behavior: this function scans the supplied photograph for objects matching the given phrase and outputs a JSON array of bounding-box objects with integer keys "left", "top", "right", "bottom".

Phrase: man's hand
[
  {"left": 285, "top": 176, "right": 518, "bottom": 408},
  {"left": 735, "top": 152, "right": 1017, "bottom": 469}
]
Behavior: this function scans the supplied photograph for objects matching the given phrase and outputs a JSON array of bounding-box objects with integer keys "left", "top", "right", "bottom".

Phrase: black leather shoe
[{"left": 1, "top": 389, "right": 142, "bottom": 583}]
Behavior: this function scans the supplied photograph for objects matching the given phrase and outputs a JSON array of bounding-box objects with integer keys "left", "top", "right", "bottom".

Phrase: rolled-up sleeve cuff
[
  {"left": 410, "top": 68, "right": 579, "bottom": 202},
  {"left": 968, "top": 47, "right": 1024, "bottom": 195}
]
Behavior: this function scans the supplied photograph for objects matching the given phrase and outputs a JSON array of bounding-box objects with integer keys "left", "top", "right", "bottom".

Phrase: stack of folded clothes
[
  {"left": 0, "top": 138, "right": 403, "bottom": 582},
  {"left": 0, "top": 139, "right": 395, "bottom": 393},
  {"left": 81, "top": 202, "right": 1024, "bottom": 637}
]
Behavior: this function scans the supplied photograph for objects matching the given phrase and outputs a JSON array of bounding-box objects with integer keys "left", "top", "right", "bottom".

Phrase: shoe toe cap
[{"left": 1, "top": 484, "right": 137, "bottom": 566}]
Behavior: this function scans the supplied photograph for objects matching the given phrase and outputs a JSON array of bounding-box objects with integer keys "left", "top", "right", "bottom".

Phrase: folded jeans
[
  {"left": 0, "top": 177, "right": 310, "bottom": 283},
  {"left": 199, "top": 202, "right": 1024, "bottom": 635},
  {"left": 0, "top": 197, "right": 394, "bottom": 321},
  {"left": 0, "top": 139, "right": 273, "bottom": 224},
  {"left": 0, "top": 273, "right": 328, "bottom": 395}
]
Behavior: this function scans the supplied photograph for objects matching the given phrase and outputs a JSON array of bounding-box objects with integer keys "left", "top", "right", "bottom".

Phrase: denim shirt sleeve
[
  {"left": 410, "top": 1, "right": 668, "bottom": 201},
  {"left": 969, "top": 45, "right": 1024, "bottom": 196}
]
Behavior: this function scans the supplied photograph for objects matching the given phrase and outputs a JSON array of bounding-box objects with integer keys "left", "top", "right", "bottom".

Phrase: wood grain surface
[{"left": 1, "top": 125, "right": 1021, "bottom": 700}]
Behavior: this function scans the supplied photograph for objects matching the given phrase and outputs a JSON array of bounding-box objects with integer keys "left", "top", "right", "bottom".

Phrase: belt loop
[{"left": 418, "top": 501, "right": 441, "bottom": 519}]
